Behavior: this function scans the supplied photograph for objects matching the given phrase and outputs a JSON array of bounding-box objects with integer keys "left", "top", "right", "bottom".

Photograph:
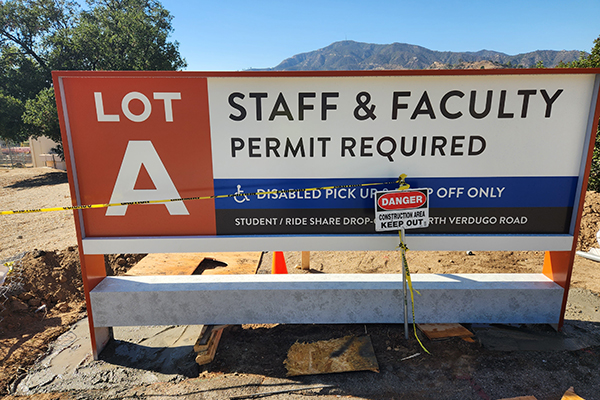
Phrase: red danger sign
[
  {"left": 374, "top": 188, "right": 429, "bottom": 231},
  {"left": 377, "top": 191, "right": 427, "bottom": 210}
]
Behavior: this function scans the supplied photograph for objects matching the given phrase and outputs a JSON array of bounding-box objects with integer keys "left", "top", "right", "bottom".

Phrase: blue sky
[{"left": 159, "top": 0, "right": 600, "bottom": 71}]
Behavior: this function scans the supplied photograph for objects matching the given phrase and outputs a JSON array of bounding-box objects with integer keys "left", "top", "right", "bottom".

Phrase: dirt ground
[{"left": 1, "top": 168, "right": 600, "bottom": 399}]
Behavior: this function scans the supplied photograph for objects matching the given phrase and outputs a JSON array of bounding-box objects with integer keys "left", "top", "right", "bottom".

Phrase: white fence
[{"left": 0, "top": 144, "right": 32, "bottom": 168}]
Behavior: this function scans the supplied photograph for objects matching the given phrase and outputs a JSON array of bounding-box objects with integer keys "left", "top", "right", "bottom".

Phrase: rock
[
  {"left": 32, "top": 250, "right": 46, "bottom": 258},
  {"left": 28, "top": 298, "right": 41, "bottom": 307},
  {"left": 117, "top": 258, "right": 127, "bottom": 266},
  {"left": 56, "top": 302, "right": 69, "bottom": 312}
]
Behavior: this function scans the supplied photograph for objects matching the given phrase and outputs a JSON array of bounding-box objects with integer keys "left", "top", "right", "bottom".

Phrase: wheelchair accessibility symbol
[{"left": 234, "top": 185, "right": 250, "bottom": 204}]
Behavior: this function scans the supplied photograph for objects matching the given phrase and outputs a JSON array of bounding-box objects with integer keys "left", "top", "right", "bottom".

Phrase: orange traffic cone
[{"left": 271, "top": 251, "right": 288, "bottom": 274}]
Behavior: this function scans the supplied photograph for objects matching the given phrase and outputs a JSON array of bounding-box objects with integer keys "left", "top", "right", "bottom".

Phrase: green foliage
[
  {"left": 51, "top": 0, "right": 186, "bottom": 71},
  {"left": 0, "top": 45, "right": 49, "bottom": 100},
  {"left": 0, "top": 44, "right": 48, "bottom": 141},
  {"left": 589, "top": 134, "right": 600, "bottom": 193},
  {"left": 566, "top": 37, "right": 600, "bottom": 69},
  {"left": 0, "top": 0, "right": 78, "bottom": 70},
  {"left": 22, "top": 87, "right": 60, "bottom": 142},
  {"left": 0, "top": 0, "right": 185, "bottom": 151},
  {"left": 561, "top": 35, "right": 600, "bottom": 191},
  {"left": 0, "top": 92, "right": 26, "bottom": 142}
]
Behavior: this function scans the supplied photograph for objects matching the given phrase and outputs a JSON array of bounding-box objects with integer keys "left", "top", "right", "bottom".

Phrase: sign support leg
[
  {"left": 80, "top": 253, "right": 112, "bottom": 359},
  {"left": 542, "top": 250, "right": 576, "bottom": 329}
]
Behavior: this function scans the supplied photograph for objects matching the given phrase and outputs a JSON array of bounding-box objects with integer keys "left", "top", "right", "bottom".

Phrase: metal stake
[{"left": 401, "top": 228, "right": 409, "bottom": 340}]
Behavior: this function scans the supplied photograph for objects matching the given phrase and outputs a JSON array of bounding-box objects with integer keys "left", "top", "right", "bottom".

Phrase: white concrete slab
[
  {"left": 90, "top": 273, "right": 563, "bottom": 327},
  {"left": 81, "top": 235, "right": 575, "bottom": 254}
]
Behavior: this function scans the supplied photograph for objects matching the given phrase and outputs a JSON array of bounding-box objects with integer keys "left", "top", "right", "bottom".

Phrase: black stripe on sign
[{"left": 215, "top": 207, "right": 573, "bottom": 235}]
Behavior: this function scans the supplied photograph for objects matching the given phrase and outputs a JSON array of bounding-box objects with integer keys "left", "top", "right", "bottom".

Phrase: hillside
[{"left": 262, "top": 40, "right": 584, "bottom": 71}]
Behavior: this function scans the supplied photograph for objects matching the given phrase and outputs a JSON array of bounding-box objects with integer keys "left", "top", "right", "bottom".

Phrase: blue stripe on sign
[{"left": 214, "top": 176, "right": 578, "bottom": 210}]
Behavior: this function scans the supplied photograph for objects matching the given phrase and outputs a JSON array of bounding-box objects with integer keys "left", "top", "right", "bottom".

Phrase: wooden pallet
[
  {"left": 417, "top": 323, "right": 474, "bottom": 341},
  {"left": 194, "top": 325, "right": 228, "bottom": 365}
]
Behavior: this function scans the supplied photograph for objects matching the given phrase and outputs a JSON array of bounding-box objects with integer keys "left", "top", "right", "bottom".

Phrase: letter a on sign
[{"left": 106, "top": 140, "right": 189, "bottom": 216}]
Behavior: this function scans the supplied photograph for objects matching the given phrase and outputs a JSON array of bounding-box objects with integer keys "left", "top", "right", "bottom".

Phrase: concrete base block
[
  {"left": 90, "top": 273, "right": 563, "bottom": 327},
  {"left": 410, "top": 274, "right": 563, "bottom": 324}
]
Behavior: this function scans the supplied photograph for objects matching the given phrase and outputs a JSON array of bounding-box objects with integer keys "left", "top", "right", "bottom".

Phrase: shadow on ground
[
  {"left": 100, "top": 340, "right": 199, "bottom": 377},
  {"left": 6, "top": 171, "right": 68, "bottom": 189}
]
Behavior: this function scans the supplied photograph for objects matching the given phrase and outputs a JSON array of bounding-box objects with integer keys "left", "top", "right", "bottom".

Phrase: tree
[
  {"left": 0, "top": 44, "right": 49, "bottom": 100},
  {"left": 0, "top": 45, "right": 42, "bottom": 142},
  {"left": 51, "top": 0, "right": 186, "bottom": 71},
  {"left": 0, "top": 92, "right": 25, "bottom": 142},
  {"left": 22, "top": 87, "right": 60, "bottom": 146},
  {"left": 568, "top": 36, "right": 600, "bottom": 69},
  {"left": 0, "top": 0, "right": 78, "bottom": 72},
  {"left": 0, "top": 0, "right": 71, "bottom": 143},
  {"left": 0, "top": 0, "right": 186, "bottom": 152},
  {"left": 0, "top": 0, "right": 78, "bottom": 144},
  {"left": 562, "top": 35, "right": 600, "bottom": 191}
]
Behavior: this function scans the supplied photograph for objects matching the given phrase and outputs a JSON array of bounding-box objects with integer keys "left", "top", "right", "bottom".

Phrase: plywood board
[
  {"left": 125, "top": 252, "right": 262, "bottom": 276},
  {"left": 284, "top": 335, "right": 379, "bottom": 376},
  {"left": 562, "top": 387, "right": 586, "bottom": 400},
  {"left": 125, "top": 253, "right": 205, "bottom": 276},
  {"left": 200, "top": 252, "right": 262, "bottom": 275},
  {"left": 417, "top": 323, "right": 474, "bottom": 340}
]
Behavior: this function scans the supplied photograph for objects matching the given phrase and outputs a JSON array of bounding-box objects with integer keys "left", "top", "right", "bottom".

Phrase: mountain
[{"left": 261, "top": 41, "right": 584, "bottom": 71}]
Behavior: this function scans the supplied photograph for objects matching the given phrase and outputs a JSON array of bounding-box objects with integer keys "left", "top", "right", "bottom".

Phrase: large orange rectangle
[{"left": 55, "top": 74, "right": 216, "bottom": 237}]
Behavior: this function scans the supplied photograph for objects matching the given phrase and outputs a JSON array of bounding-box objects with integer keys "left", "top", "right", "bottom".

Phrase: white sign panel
[
  {"left": 206, "top": 73, "right": 597, "bottom": 237},
  {"left": 52, "top": 70, "right": 600, "bottom": 253},
  {"left": 208, "top": 74, "right": 595, "bottom": 179}
]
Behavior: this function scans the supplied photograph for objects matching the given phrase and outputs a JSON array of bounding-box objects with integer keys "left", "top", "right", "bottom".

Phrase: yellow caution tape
[
  {"left": 396, "top": 173, "right": 430, "bottom": 354},
  {"left": 398, "top": 233, "right": 430, "bottom": 354},
  {"left": 398, "top": 173, "right": 410, "bottom": 190},
  {"left": 2, "top": 261, "right": 14, "bottom": 275},
  {"left": 1, "top": 179, "right": 399, "bottom": 215}
]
